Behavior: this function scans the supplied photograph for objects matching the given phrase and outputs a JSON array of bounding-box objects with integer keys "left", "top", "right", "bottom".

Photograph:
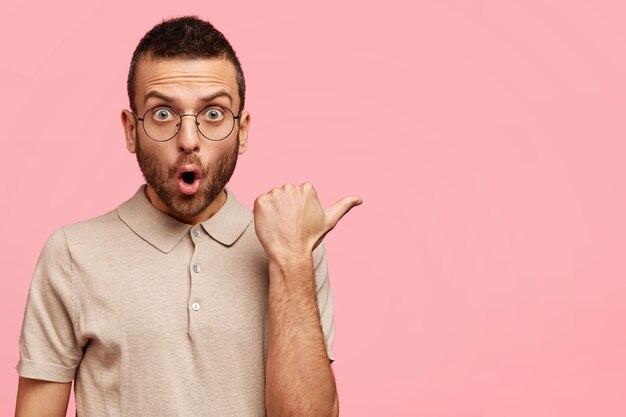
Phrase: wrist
[
  {"left": 268, "top": 254, "right": 315, "bottom": 296},
  {"left": 267, "top": 249, "right": 313, "bottom": 271}
]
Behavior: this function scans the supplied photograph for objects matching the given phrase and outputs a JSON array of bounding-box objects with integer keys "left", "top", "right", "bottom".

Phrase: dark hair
[{"left": 127, "top": 16, "right": 246, "bottom": 114}]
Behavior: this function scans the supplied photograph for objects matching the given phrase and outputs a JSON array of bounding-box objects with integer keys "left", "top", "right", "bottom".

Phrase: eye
[
  {"left": 150, "top": 107, "right": 176, "bottom": 122},
  {"left": 203, "top": 107, "right": 225, "bottom": 121}
]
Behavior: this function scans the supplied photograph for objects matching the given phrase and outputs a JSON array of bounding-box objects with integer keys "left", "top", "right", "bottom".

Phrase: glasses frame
[{"left": 134, "top": 105, "right": 241, "bottom": 142}]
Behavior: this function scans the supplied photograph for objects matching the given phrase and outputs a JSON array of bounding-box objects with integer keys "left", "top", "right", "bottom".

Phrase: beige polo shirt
[{"left": 16, "top": 184, "right": 336, "bottom": 416}]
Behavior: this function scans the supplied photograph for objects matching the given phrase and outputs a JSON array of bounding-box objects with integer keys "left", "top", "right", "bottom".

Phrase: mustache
[{"left": 167, "top": 155, "right": 209, "bottom": 178}]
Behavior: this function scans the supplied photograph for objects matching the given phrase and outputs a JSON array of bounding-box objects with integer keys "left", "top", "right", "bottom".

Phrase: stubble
[{"left": 135, "top": 133, "right": 240, "bottom": 218}]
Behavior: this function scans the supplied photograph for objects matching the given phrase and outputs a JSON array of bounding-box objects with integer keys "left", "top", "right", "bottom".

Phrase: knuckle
[{"left": 301, "top": 182, "right": 316, "bottom": 194}]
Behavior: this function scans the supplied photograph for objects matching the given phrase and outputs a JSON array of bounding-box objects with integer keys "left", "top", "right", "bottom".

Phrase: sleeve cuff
[{"left": 16, "top": 358, "right": 77, "bottom": 383}]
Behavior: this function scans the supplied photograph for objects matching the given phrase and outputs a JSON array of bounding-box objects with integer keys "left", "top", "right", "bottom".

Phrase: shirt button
[
  {"left": 193, "top": 265, "right": 201, "bottom": 273},
  {"left": 192, "top": 302, "right": 200, "bottom": 311},
  {"left": 193, "top": 229, "right": 200, "bottom": 237}
]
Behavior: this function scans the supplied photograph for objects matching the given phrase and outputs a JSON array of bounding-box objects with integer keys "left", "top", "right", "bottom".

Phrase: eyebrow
[{"left": 143, "top": 90, "right": 233, "bottom": 106}]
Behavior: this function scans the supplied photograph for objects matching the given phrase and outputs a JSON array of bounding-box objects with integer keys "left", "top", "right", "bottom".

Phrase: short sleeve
[
  {"left": 312, "top": 241, "right": 336, "bottom": 363},
  {"left": 15, "top": 227, "right": 84, "bottom": 382}
]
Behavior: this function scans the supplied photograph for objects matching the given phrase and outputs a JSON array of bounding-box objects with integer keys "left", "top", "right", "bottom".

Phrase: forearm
[
  {"left": 15, "top": 377, "right": 71, "bottom": 417},
  {"left": 265, "top": 255, "right": 339, "bottom": 417}
]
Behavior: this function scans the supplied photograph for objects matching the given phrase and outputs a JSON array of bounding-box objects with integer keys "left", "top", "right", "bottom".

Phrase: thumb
[{"left": 324, "top": 195, "right": 364, "bottom": 229}]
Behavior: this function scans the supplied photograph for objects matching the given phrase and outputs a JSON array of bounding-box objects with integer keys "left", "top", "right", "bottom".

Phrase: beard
[{"left": 135, "top": 133, "right": 239, "bottom": 219}]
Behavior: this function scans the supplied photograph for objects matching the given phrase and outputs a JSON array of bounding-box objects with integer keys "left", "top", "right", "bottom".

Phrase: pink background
[{"left": 2, "top": 1, "right": 625, "bottom": 416}]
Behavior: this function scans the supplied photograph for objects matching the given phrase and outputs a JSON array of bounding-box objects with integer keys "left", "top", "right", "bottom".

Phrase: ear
[
  {"left": 237, "top": 110, "right": 250, "bottom": 154},
  {"left": 121, "top": 109, "right": 138, "bottom": 153}
]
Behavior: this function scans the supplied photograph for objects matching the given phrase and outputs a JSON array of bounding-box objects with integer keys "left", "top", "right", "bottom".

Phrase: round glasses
[{"left": 135, "top": 105, "right": 241, "bottom": 142}]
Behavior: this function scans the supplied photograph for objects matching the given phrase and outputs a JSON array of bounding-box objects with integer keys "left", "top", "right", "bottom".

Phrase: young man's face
[{"left": 121, "top": 57, "right": 249, "bottom": 223}]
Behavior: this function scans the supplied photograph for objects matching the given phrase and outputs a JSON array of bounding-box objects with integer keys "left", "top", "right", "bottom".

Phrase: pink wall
[{"left": 2, "top": 1, "right": 625, "bottom": 416}]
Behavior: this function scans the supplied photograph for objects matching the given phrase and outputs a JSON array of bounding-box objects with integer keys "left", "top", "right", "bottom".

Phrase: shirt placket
[{"left": 188, "top": 226, "right": 207, "bottom": 338}]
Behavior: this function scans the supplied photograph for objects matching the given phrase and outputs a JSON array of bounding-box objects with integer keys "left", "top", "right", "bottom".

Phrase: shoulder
[
  {"left": 40, "top": 209, "right": 116, "bottom": 257},
  {"left": 37, "top": 209, "right": 126, "bottom": 264},
  {"left": 61, "top": 208, "right": 122, "bottom": 243}
]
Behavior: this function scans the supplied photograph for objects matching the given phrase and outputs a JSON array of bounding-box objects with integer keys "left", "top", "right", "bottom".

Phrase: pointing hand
[{"left": 253, "top": 182, "right": 363, "bottom": 263}]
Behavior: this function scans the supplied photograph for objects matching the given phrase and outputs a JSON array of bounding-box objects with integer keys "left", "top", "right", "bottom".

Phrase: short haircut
[{"left": 127, "top": 16, "right": 246, "bottom": 115}]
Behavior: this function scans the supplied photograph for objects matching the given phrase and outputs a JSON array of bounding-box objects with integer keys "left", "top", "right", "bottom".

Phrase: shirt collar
[{"left": 117, "top": 184, "right": 252, "bottom": 253}]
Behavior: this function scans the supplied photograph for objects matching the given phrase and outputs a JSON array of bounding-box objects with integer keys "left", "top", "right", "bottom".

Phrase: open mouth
[
  {"left": 181, "top": 171, "right": 196, "bottom": 184},
  {"left": 176, "top": 166, "right": 202, "bottom": 195}
]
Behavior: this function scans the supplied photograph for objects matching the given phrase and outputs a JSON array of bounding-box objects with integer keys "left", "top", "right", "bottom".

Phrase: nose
[{"left": 176, "top": 114, "right": 201, "bottom": 153}]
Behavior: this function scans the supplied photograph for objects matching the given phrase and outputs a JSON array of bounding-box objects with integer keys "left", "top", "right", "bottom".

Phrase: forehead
[{"left": 134, "top": 57, "right": 239, "bottom": 109}]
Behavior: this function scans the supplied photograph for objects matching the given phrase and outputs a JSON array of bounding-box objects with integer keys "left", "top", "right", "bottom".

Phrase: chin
[{"left": 169, "top": 193, "right": 211, "bottom": 218}]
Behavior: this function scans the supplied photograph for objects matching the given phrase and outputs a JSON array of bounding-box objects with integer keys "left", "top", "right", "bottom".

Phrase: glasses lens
[
  {"left": 143, "top": 107, "right": 180, "bottom": 141},
  {"left": 196, "top": 106, "right": 235, "bottom": 141}
]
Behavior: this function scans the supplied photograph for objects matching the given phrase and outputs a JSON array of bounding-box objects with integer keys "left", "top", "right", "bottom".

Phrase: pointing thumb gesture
[
  {"left": 253, "top": 182, "right": 363, "bottom": 262},
  {"left": 325, "top": 195, "right": 364, "bottom": 228},
  {"left": 313, "top": 195, "right": 363, "bottom": 251}
]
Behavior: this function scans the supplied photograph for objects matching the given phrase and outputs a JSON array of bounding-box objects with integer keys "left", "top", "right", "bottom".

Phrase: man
[{"left": 14, "top": 16, "right": 362, "bottom": 416}]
